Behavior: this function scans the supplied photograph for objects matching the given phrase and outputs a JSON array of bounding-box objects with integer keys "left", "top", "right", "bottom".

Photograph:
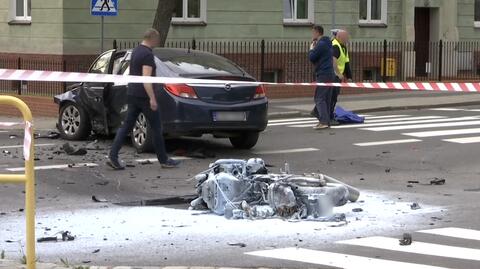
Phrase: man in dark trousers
[
  {"left": 107, "top": 28, "right": 180, "bottom": 170},
  {"left": 309, "top": 25, "right": 335, "bottom": 130},
  {"left": 330, "top": 30, "right": 353, "bottom": 126}
]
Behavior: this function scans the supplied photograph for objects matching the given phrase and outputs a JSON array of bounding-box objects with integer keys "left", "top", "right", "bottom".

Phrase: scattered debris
[
  {"left": 385, "top": 168, "right": 391, "bottom": 173},
  {"left": 410, "top": 203, "right": 421, "bottom": 210},
  {"left": 37, "top": 231, "right": 75, "bottom": 243},
  {"left": 430, "top": 178, "right": 446, "bottom": 185},
  {"left": 95, "top": 181, "right": 109, "bottom": 186},
  {"left": 399, "top": 233, "right": 412, "bottom": 246},
  {"left": 408, "top": 180, "right": 419, "bottom": 184},
  {"left": 4, "top": 240, "right": 15, "bottom": 243},
  {"left": 35, "top": 131, "right": 60, "bottom": 139},
  {"left": 92, "top": 249, "right": 100, "bottom": 254},
  {"left": 9, "top": 134, "right": 17, "bottom": 139},
  {"left": 62, "top": 143, "right": 87, "bottom": 156},
  {"left": 92, "top": 196, "right": 108, "bottom": 203},
  {"left": 138, "top": 159, "right": 153, "bottom": 165},
  {"left": 85, "top": 140, "right": 104, "bottom": 150},
  {"left": 190, "top": 159, "right": 360, "bottom": 221},
  {"left": 464, "top": 188, "right": 480, "bottom": 192},
  {"left": 359, "top": 178, "right": 365, "bottom": 181},
  {"left": 352, "top": 208, "right": 363, "bottom": 212},
  {"left": 228, "top": 242, "right": 247, "bottom": 248}
]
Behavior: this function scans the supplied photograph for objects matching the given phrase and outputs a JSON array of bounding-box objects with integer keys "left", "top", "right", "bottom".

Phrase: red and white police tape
[
  {"left": 0, "top": 121, "right": 32, "bottom": 161},
  {"left": 1, "top": 68, "right": 480, "bottom": 92}
]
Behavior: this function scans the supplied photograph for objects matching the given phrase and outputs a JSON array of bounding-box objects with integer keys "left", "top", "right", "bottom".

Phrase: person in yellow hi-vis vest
[{"left": 331, "top": 30, "right": 353, "bottom": 126}]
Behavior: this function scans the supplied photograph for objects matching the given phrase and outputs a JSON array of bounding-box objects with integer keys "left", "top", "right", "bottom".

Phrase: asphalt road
[{"left": 1, "top": 106, "right": 480, "bottom": 268}]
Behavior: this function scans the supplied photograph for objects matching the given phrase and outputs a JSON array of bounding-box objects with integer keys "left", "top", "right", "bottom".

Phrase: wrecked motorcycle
[{"left": 190, "top": 158, "right": 360, "bottom": 221}]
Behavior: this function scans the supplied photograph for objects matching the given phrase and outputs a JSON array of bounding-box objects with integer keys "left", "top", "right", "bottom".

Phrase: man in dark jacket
[
  {"left": 107, "top": 29, "right": 180, "bottom": 170},
  {"left": 309, "top": 25, "right": 335, "bottom": 130}
]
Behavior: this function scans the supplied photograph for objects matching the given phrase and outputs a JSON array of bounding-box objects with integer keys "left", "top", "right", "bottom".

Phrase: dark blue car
[{"left": 54, "top": 48, "right": 268, "bottom": 150}]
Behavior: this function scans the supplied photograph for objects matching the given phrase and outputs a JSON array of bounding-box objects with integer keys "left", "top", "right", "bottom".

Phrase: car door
[
  {"left": 106, "top": 51, "right": 130, "bottom": 133},
  {"left": 78, "top": 49, "right": 116, "bottom": 134}
]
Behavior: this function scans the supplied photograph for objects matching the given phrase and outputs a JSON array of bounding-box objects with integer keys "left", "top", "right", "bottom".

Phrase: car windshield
[{"left": 156, "top": 51, "right": 244, "bottom": 77}]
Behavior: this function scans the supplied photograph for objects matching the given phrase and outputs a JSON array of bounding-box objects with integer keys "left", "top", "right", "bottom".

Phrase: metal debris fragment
[{"left": 399, "top": 233, "right": 412, "bottom": 246}]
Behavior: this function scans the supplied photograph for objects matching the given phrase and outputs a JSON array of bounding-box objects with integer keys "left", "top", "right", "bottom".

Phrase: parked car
[{"left": 54, "top": 48, "right": 268, "bottom": 150}]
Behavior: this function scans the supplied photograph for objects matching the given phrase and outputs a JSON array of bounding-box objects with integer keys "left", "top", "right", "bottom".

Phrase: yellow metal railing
[{"left": 0, "top": 95, "right": 35, "bottom": 269}]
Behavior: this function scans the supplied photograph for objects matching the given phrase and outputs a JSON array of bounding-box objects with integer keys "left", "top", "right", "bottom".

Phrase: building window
[
  {"left": 9, "top": 0, "right": 31, "bottom": 22},
  {"left": 283, "top": 0, "right": 314, "bottom": 25},
  {"left": 172, "top": 0, "right": 207, "bottom": 25},
  {"left": 359, "top": 0, "right": 387, "bottom": 26},
  {"left": 475, "top": 0, "right": 480, "bottom": 27}
]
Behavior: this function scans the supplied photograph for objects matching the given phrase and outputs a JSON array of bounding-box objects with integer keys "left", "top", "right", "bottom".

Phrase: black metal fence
[
  {"left": 2, "top": 39, "right": 480, "bottom": 96},
  {"left": 115, "top": 39, "right": 480, "bottom": 83}
]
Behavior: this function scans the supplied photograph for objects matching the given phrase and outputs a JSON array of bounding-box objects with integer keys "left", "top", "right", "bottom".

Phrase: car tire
[
  {"left": 131, "top": 113, "right": 154, "bottom": 153},
  {"left": 229, "top": 132, "right": 260, "bottom": 149},
  {"left": 58, "top": 102, "right": 92, "bottom": 140}
]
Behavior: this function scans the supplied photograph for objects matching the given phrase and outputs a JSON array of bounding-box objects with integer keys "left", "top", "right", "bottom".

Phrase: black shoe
[
  {"left": 161, "top": 158, "right": 181, "bottom": 168},
  {"left": 330, "top": 120, "right": 341, "bottom": 126},
  {"left": 106, "top": 156, "right": 125, "bottom": 170}
]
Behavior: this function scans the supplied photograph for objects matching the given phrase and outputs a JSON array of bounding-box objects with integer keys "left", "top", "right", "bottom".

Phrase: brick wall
[{"left": 0, "top": 95, "right": 58, "bottom": 117}]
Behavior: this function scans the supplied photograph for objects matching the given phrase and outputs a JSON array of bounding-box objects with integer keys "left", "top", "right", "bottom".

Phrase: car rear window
[{"left": 158, "top": 53, "right": 245, "bottom": 76}]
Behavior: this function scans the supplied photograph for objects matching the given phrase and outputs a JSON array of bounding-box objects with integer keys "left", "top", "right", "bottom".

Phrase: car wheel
[
  {"left": 131, "top": 113, "right": 154, "bottom": 153},
  {"left": 229, "top": 132, "right": 260, "bottom": 149},
  {"left": 58, "top": 102, "right": 91, "bottom": 140}
]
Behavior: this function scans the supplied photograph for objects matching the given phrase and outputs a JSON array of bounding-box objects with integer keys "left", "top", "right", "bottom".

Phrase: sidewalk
[
  {"left": 268, "top": 91, "right": 480, "bottom": 118},
  {"left": 0, "top": 259, "right": 277, "bottom": 269}
]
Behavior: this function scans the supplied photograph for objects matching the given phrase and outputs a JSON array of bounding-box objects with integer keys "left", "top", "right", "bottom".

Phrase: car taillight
[
  {"left": 254, "top": 85, "right": 266, "bottom": 99},
  {"left": 164, "top": 84, "right": 198, "bottom": 99}
]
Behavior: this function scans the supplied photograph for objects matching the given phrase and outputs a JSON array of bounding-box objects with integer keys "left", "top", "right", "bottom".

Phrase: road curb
[
  {"left": 267, "top": 101, "right": 480, "bottom": 119},
  {"left": 0, "top": 259, "right": 278, "bottom": 269}
]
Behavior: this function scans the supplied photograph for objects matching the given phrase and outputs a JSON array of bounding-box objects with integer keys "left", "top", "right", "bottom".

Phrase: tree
[{"left": 152, "top": 0, "right": 177, "bottom": 47}]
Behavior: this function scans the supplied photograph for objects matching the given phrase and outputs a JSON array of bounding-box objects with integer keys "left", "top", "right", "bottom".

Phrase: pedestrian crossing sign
[{"left": 91, "top": 0, "right": 118, "bottom": 16}]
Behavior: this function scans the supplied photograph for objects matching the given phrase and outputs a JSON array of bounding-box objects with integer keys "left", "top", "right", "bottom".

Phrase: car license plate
[{"left": 213, "top": 111, "right": 247, "bottom": 122}]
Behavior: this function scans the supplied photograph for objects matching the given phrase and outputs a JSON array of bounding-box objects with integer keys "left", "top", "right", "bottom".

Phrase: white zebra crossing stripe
[
  {"left": 246, "top": 248, "right": 449, "bottom": 269},
  {"left": 268, "top": 120, "right": 317, "bottom": 127},
  {"left": 443, "top": 136, "right": 480, "bottom": 144},
  {"left": 338, "top": 236, "right": 480, "bottom": 261},
  {"left": 429, "top": 108, "right": 466, "bottom": 111},
  {"left": 404, "top": 128, "right": 480, "bottom": 138},
  {"left": 362, "top": 115, "right": 410, "bottom": 119},
  {"left": 363, "top": 119, "right": 480, "bottom": 132},
  {"left": 363, "top": 116, "right": 445, "bottom": 123},
  {"left": 418, "top": 227, "right": 480, "bottom": 241},
  {"left": 268, "top": 117, "right": 316, "bottom": 123},
  {"left": 330, "top": 116, "right": 478, "bottom": 129},
  {"left": 354, "top": 139, "right": 422, "bottom": 147}
]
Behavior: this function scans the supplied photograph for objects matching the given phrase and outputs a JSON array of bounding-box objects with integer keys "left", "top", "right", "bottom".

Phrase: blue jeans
[
  {"left": 312, "top": 74, "right": 334, "bottom": 125},
  {"left": 109, "top": 96, "right": 168, "bottom": 163}
]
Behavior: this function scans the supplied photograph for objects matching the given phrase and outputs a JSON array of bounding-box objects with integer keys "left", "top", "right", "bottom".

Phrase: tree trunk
[{"left": 152, "top": 0, "right": 176, "bottom": 47}]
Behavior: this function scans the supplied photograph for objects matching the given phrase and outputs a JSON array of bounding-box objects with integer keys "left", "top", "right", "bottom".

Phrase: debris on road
[
  {"left": 352, "top": 208, "right": 363, "bottom": 212},
  {"left": 190, "top": 158, "right": 360, "bottom": 221},
  {"left": 430, "top": 178, "right": 446, "bottom": 185},
  {"left": 399, "top": 233, "right": 412, "bottom": 246},
  {"left": 62, "top": 143, "right": 87, "bottom": 156},
  {"left": 92, "top": 249, "right": 100, "bottom": 254},
  {"left": 35, "top": 131, "right": 60, "bottom": 139},
  {"left": 410, "top": 203, "right": 421, "bottom": 210},
  {"left": 37, "top": 231, "right": 75, "bottom": 243},
  {"left": 228, "top": 242, "right": 247, "bottom": 248},
  {"left": 92, "top": 196, "right": 108, "bottom": 203}
]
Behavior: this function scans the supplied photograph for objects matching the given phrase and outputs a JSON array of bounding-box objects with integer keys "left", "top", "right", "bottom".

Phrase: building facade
[{"left": 1, "top": 0, "right": 479, "bottom": 55}]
